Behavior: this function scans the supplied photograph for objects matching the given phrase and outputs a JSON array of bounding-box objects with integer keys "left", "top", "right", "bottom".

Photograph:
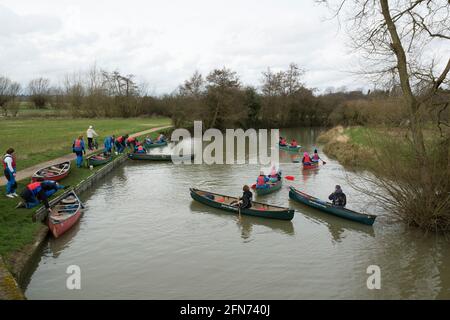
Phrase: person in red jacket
[
  {"left": 302, "top": 152, "right": 312, "bottom": 165},
  {"left": 16, "top": 180, "right": 66, "bottom": 210}
]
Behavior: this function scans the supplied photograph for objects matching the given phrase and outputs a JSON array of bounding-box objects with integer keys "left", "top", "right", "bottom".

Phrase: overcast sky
[{"left": 0, "top": 0, "right": 367, "bottom": 94}]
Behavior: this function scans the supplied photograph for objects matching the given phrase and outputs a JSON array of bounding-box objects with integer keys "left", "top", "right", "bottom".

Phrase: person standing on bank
[
  {"left": 72, "top": 135, "right": 86, "bottom": 168},
  {"left": 3, "top": 148, "right": 18, "bottom": 198},
  {"left": 86, "top": 125, "right": 99, "bottom": 150}
]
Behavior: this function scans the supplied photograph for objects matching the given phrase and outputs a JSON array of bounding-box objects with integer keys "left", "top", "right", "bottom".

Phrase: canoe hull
[
  {"left": 190, "top": 188, "right": 294, "bottom": 220},
  {"left": 48, "top": 209, "right": 82, "bottom": 238},
  {"left": 31, "top": 161, "right": 71, "bottom": 182},
  {"left": 87, "top": 155, "right": 112, "bottom": 167},
  {"left": 302, "top": 162, "right": 319, "bottom": 170},
  {"left": 289, "top": 187, "right": 376, "bottom": 225},
  {"left": 144, "top": 141, "right": 168, "bottom": 149},
  {"left": 278, "top": 144, "right": 301, "bottom": 152},
  {"left": 255, "top": 180, "right": 283, "bottom": 196},
  {"left": 128, "top": 153, "right": 194, "bottom": 161}
]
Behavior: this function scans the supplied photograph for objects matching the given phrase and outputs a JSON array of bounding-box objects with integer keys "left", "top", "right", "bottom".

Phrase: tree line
[{"left": 1, "top": 63, "right": 427, "bottom": 130}]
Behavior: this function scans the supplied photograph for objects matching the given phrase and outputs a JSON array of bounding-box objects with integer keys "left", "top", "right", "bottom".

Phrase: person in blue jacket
[
  {"left": 103, "top": 135, "right": 114, "bottom": 155},
  {"left": 72, "top": 135, "right": 86, "bottom": 168},
  {"left": 16, "top": 180, "right": 66, "bottom": 210}
]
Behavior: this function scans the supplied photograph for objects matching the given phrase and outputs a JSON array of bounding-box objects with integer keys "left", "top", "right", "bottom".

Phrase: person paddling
[
  {"left": 156, "top": 133, "right": 166, "bottom": 143},
  {"left": 256, "top": 171, "right": 270, "bottom": 189},
  {"left": 16, "top": 180, "right": 65, "bottom": 210},
  {"left": 3, "top": 148, "right": 18, "bottom": 198},
  {"left": 135, "top": 143, "right": 146, "bottom": 154},
  {"left": 328, "top": 185, "right": 347, "bottom": 207},
  {"left": 290, "top": 139, "right": 298, "bottom": 148},
  {"left": 279, "top": 137, "right": 287, "bottom": 146},
  {"left": 72, "top": 135, "right": 86, "bottom": 168},
  {"left": 231, "top": 185, "right": 253, "bottom": 209}
]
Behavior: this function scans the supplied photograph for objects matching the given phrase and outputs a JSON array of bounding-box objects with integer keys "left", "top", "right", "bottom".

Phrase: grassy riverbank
[
  {"left": 0, "top": 117, "right": 171, "bottom": 170},
  {"left": 0, "top": 128, "right": 165, "bottom": 262}
]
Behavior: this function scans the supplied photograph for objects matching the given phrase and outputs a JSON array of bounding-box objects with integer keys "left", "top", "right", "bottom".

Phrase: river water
[{"left": 25, "top": 128, "right": 450, "bottom": 299}]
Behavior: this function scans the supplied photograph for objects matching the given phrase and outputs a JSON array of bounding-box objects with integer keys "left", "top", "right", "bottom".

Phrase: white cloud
[{"left": 0, "top": 0, "right": 415, "bottom": 94}]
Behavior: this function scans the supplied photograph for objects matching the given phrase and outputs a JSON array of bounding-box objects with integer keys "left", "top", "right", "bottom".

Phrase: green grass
[
  {"left": 0, "top": 117, "right": 171, "bottom": 170},
  {"left": 0, "top": 129, "right": 165, "bottom": 259}
]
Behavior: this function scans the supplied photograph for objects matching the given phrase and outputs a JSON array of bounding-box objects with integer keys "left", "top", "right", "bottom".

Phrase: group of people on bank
[{"left": 2, "top": 125, "right": 167, "bottom": 210}]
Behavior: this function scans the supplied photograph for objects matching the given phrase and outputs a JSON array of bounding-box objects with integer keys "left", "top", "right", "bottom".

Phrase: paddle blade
[
  {"left": 285, "top": 176, "right": 295, "bottom": 181},
  {"left": 251, "top": 183, "right": 256, "bottom": 189},
  {"left": 322, "top": 161, "right": 327, "bottom": 165}
]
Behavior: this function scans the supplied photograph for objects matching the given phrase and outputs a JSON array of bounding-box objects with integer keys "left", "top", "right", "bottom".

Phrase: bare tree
[
  {"left": 0, "top": 76, "right": 21, "bottom": 116},
  {"left": 28, "top": 77, "right": 50, "bottom": 108},
  {"left": 179, "top": 71, "right": 205, "bottom": 98}
]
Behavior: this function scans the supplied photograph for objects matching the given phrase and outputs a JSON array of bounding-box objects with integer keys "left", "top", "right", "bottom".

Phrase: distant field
[{"left": 0, "top": 117, "right": 172, "bottom": 170}]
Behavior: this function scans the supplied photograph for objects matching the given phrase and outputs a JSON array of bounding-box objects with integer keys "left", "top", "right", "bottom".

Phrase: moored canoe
[
  {"left": 288, "top": 186, "right": 376, "bottom": 225},
  {"left": 144, "top": 141, "right": 168, "bottom": 149},
  {"left": 190, "top": 188, "right": 294, "bottom": 220},
  {"left": 48, "top": 192, "right": 84, "bottom": 238},
  {"left": 31, "top": 161, "right": 71, "bottom": 182},
  {"left": 86, "top": 154, "right": 113, "bottom": 167},
  {"left": 128, "top": 153, "right": 194, "bottom": 161}
]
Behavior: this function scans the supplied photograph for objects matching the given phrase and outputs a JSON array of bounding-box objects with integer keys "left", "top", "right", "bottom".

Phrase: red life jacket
[
  {"left": 303, "top": 154, "right": 312, "bottom": 163},
  {"left": 137, "top": 145, "right": 144, "bottom": 152},
  {"left": 2, "top": 154, "right": 16, "bottom": 170},
  {"left": 117, "top": 136, "right": 124, "bottom": 143},
  {"left": 74, "top": 139, "right": 82, "bottom": 148},
  {"left": 257, "top": 175, "right": 266, "bottom": 186},
  {"left": 27, "top": 181, "right": 42, "bottom": 192},
  {"left": 127, "top": 137, "right": 136, "bottom": 143},
  {"left": 291, "top": 140, "right": 297, "bottom": 147},
  {"left": 281, "top": 139, "right": 287, "bottom": 145}
]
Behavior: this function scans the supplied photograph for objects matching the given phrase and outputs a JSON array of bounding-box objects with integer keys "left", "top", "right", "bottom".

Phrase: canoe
[
  {"left": 86, "top": 154, "right": 113, "bottom": 167},
  {"left": 31, "top": 161, "right": 71, "bottom": 182},
  {"left": 144, "top": 141, "right": 168, "bottom": 149},
  {"left": 190, "top": 188, "right": 294, "bottom": 220},
  {"left": 48, "top": 192, "right": 84, "bottom": 238},
  {"left": 252, "top": 179, "right": 283, "bottom": 196},
  {"left": 302, "top": 161, "right": 319, "bottom": 170},
  {"left": 288, "top": 186, "right": 376, "bottom": 225},
  {"left": 278, "top": 144, "right": 301, "bottom": 152},
  {"left": 128, "top": 153, "right": 194, "bottom": 161}
]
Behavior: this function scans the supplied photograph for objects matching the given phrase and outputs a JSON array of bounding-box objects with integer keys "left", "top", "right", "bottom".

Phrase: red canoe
[
  {"left": 32, "top": 161, "right": 71, "bottom": 182},
  {"left": 302, "top": 161, "right": 319, "bottom": 170},
  {"left": 48, "top": 192, "right": 83, "bottom": 238}
]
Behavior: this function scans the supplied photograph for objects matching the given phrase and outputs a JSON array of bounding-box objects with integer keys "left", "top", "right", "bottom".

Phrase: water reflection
[{"left": 189, "top": 202, "right": 295, "bottom": 240}]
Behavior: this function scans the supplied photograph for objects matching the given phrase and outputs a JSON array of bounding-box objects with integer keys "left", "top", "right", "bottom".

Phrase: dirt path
[{"left": 0, "top": 125, "right": 172, "bottom": 186}]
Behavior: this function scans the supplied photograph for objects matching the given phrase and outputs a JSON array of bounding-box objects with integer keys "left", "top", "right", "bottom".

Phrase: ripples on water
[{"left": 25, "top": 128, "right": 450, "bottom": 299}]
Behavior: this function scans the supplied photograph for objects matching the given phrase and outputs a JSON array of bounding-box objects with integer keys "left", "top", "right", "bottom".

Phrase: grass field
[
  {"left": 0, "top": 117, "right": 172, "bottom": 170},
  {"left": 0, "top": 129, "right": 165, "bottom": 259}
]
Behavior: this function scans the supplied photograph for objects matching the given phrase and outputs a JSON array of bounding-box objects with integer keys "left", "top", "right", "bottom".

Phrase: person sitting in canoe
[
  {"left": 156, "top": 134, "right": 166, "bottom": 143},
  {"left": 72, "top": 135, "right": 86, "bottom": 168},
  {"left": 135, "top": 143, "right": 146, "bottom": 154},
  {"left": 312, "top": 149, "right": 320, "bottom": 163},
  {"left": 279, "top": 137, "right": 287, "bottom": 146},
  {"left": 256, "top": 171, "right": 270, "bottom": 189},
  {"left": 269, "top": 165, "right": 281, "bottom": 182},
  {"left": 144, "top": 136, "right": 153, "bottom": 145},
  {"left": 16, "top": 180, "right": 66, "bottom": 210},
  {"left": 290, "top": 139, "right": 298, "bottom": 148},
  {"left": 302, "top": 152, "right": 312, "bottom": 165},
  {"left": 103, "top": 135, "right": 114, "bottom": 155},
  {"left": 231, "top": 185, "right": 253, "bottom": 209},
  {"left": 328, "top": 185, "right": 347, "bottom": 207}
]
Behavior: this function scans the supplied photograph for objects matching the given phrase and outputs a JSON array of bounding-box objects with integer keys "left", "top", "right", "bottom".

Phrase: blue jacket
[{"left": 104, "top": 136, "right": 113, "bottom": 149}]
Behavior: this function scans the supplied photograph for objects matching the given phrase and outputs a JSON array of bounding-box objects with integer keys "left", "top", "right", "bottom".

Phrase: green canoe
[
  {"left": 253, "top": 179, "right": 283, "bottom": 196},
  {"left": 86, "top": 154, "right": 113, "bottom": 167},
  {"left": 144, "top": 141, "right": 168, "bottom": 149},
  {"left": 288, "top": 186, "right": 376, "bottom": 225},
  {"left": 128, "top": 153, "right": 194, "bottom": 161},
  {"left": 190, "top": 188, "right": 294, "bottom": 220},
  {"left": 278, "top": 144, "right": 301, "bottom": 152}
]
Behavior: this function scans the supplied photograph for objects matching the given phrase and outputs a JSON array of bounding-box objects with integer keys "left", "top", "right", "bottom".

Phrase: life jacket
[
  {"left": 313, "top": 153, "right": 319, "bottom": 161},
  {"left": 27, "top": 181, "right": 42, "bottom": 196},
  {"left": 291, "top": 140, "right": 297, "bottom": 147},
  {"left": 257, "top": 175, "right": 266, "bottom": 186},
  {"left": 74, "top": 139, "right": 82, "bottom": 148},
  {"left": 116, "top": 136, "right": 124, "bottom": 143},
  {"left": 2, "top": 154, "right": 16, "bottom": 170},
  {"left": 127, "top": 137, "right": 136, "bottom": 143},
  {"left": 137, "top": 145, "right": 144, "bottom": 152},
  {"left": 303, "top": 154, "right": 312, "bottom": 163},
  {"left": 281, "top": 139, "right": 287, "bottom": 145}
]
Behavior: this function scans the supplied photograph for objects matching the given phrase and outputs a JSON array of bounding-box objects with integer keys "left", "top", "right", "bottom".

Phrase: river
[{"left": 25, "top": 128, "right": 450, "bottom": 299}]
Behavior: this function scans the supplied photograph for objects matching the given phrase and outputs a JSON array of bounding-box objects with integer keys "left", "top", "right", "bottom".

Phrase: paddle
[{"left": 285, "top": 176, "right": 295, "bottom": 181}]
